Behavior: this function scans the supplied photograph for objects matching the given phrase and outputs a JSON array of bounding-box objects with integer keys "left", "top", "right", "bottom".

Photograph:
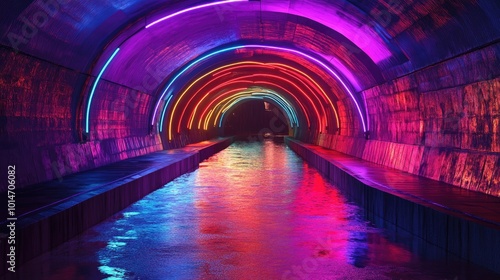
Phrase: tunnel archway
[
  {"left": 218, "top": 98, "right": 291, "bottom": 138},
  {"left": 82, "top": 43, "right": 368, "bottom": 145},
  {"left": 1, "top": 0, "right": 499, "bottom": 195}
]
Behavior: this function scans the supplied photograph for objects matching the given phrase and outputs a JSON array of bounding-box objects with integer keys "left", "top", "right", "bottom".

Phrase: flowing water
[{"left": 17, "top": 141, "right": 499, "bottom": 279}]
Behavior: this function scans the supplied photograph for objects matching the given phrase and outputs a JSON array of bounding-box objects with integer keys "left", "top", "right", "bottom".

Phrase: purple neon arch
[{"left": 153, "top": 45, "right": 368, "bottom": 133}]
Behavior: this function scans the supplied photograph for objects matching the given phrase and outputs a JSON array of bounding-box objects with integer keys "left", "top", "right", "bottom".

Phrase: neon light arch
[
  {"left": 200, "top": 89, "right": 255, "bottom": 130},
  {"left": 184, "top": 65, "right": 324, "bottom": 131},
  {"left": 78, "top": 0, "right": 403, "bottom": 142},
  {"left": 152, "top": 45, "right": 368, "bottom": 134},
  {"left": 209, "top": 92, "right": 299, "bottom": 131},
  {"left": 188, "top": 67, "right": 330, "bottom": 130},
  {"left": 208, "top": 90, "right": 300, "bottom": 130},
  {"left": 217, "top": 96, "right": 293, "bottom": 130},
  {"left": 145, "top": 0, "right": 248, "bottom": 28},
  {"left": 165, "top": 61, "right": 339, "bottom": 140},
  {"left": 184, "top": 78, "right": 256, "bottom": 132},
  {"left": 198, "top": 81, "right": 314, "bottom": 131},
  {"left": 167, "top": 62, "right": 266, "bottom": 133},
  {"left": 85, "top": 48, "right": 120, "bottom": 134},
  {"left": 164, "top": 62, "right": 330, "bottom": 140},
  {"left": 184, "top": 75, "right": 321, "bottom": 132},
  {"left": 161, "top": 81, "right": 306, "bottom": 140}
]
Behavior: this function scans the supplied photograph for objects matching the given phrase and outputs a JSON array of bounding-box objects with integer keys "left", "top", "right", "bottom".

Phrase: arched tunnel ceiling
[
  {"left": 2, "top": 0, "right": 499, "bottom": 83},
  {"left": 159, "top": 57, "right": 346, "bottom": 138},
  {"left": 102, "top": 11, "right": 385, "bottom": 93}
]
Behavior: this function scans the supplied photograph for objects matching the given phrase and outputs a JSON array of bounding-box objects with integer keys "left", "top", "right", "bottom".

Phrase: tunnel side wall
[
  {"left": 0, "top": 48, "right": 163, "bottom": 191},
  {"left": 316, "top": 42, "right": 500, "bottom": 196}
]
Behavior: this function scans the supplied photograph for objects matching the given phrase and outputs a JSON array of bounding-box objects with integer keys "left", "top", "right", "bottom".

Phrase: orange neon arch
[
  {"left": 198, "top": 83, "right": 311, "bottom": 130},
  {"left": 166, "top": 61, "right": 341, "bottom": 140},
  {"left": 187, "top": 72, "right": 324, "bottom": 132},
  {"left": 207, "top": 90, "right": 299, "bottom": 130}
]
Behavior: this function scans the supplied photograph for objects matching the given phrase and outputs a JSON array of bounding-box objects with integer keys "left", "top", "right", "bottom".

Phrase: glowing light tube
[
  {"left": 180, "top": 64, "right": 321, "bottom": 132},
  {"left": 209, "top": 90, "right": 299, "bottom": 130},
  {"left": 152, "top": 47, "right": 246, "bottom": 126},
  {"left": 208, "top": 92, "right": 252, "bottom": 128},
  {"left": 85, "top": 48, "right": 120, "bottom": 133},
  {"left": 193, "top": 81, "right": 308, "bottom": 131},
  {"left": 184, "top": 78, "right": 255, "bottom": 132},
  {"left": 201, "top": 90, "right": 250, "bottom": 130},
  {"left": 159, "top": 95, "right": 173, "bottom": 132},
  {"left": 251, "top": 92, "right": 298, "bottom": 127},
  {"left": 189, "top": 64, "right": 319, "bottom": 130},
  {"left": 272, "top": 63, "right": 340, "bottom": 130},
  {"left": 153, "top": 45, "right": 366, "bottom": 135},
  {"left": 163, "top": 62, "right": 321, "bottom": 138},
  {"left": 146, "top": 0, "right": 247, "bottom": 28}
]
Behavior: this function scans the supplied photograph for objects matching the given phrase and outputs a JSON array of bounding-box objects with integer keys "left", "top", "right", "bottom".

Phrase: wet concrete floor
[{"left": 13, "top": 141, "right": 499, "bottom": 279}]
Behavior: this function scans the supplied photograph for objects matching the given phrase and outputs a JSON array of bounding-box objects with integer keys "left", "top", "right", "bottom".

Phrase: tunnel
[{"left": 0, "top": 0, "right": 500, "bottom": 278}]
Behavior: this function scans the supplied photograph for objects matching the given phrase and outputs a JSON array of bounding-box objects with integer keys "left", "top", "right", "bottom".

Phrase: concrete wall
[
  {"left": 316, "top": 42, "right": 500, "bottom": 197},
  {"left": 0, "top": 47, "right": 163, "bottom": 191},
  {"left": 286, "top": 138, "right": 500, "bottom": 274}
]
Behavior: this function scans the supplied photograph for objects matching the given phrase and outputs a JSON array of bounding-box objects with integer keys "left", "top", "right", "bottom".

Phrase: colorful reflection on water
[{"left": 18, "top": 141, "right": 498, "bottom": 279}]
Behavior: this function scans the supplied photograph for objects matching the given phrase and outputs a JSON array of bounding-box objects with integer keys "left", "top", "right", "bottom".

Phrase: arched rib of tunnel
[
  {"left": 156, "top": 56, "right": 346, "bottom": 143},
  {"left": 84, "top": 44, "right": 369, "bottom": 144},
  {"left": 1, "top": 0, "right": 499, "bottom": 195}
]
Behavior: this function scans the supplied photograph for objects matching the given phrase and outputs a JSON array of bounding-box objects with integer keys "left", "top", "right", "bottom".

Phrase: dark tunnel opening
[{"left": 222, "top": 100, "right": 290, "bottom": 139}]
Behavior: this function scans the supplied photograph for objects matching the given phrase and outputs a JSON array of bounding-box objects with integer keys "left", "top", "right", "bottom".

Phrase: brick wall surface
[
  {"left": 0, "top": 49, "right": 163, "bottom": 191},
  {"left": 316, "top": 43, "right": 500, "bottom": 197}
]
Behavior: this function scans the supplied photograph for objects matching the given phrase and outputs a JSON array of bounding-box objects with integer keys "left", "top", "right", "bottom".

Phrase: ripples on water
[{"left": 19, "top": 141, "right": 499, "bottom": 280}]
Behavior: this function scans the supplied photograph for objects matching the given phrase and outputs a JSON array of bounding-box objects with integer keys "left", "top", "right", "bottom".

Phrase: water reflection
[{"left": 17, "top": 141, "right": 499, "bottom": 280}]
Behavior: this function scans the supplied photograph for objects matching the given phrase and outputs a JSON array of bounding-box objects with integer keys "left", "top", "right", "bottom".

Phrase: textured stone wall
[
  {"left": 0, "top": 48, "right": 162, "bottom": 191},
  {"left": 286, "top": 138, "right": 500, "bottom": 274},
  {"left": 317, "top": 42, "right": 500, "bottom": 197}
]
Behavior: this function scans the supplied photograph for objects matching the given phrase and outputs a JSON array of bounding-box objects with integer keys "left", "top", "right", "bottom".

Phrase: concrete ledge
[
  {"left": 0, "top": 137, "right": 233, "bottom": 275},
  {"left": 285, "top": 137, "right": 500, "bottom": 274}
]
